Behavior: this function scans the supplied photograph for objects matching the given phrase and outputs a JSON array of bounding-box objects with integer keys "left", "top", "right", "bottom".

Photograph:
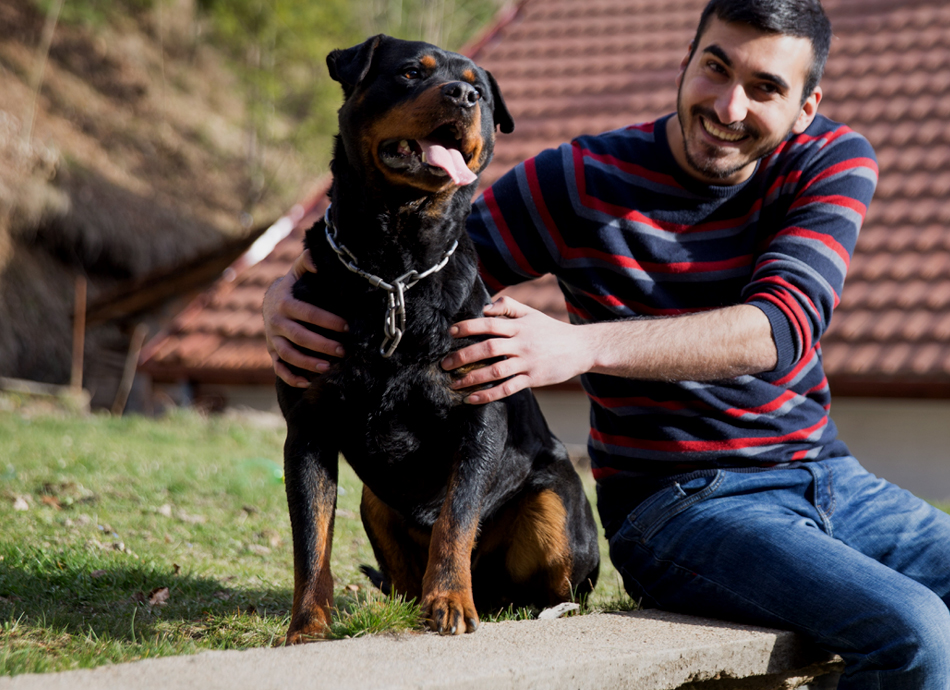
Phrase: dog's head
[{"left": 327, "top": 35, "right": 514, "bottom": 194}]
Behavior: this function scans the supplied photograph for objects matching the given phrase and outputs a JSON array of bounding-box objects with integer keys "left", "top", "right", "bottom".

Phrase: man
[{"left": 264, "top": 0, "right": 950, "bottom": 685}]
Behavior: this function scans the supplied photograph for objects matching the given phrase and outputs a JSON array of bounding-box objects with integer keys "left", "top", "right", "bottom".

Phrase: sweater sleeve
[
  {"left": 466, "top": 145, "right": 570, "bottom": 294},
  {"left": 743, "top": 126, "right": 878, "bottom": 371}
]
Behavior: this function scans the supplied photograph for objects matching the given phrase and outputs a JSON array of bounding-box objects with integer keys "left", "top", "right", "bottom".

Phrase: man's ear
[
  {"left": 792, "top": 86, "right": 822, "bottom": 134},
  {"left": 327, "top": 35, "right": 386, "bottom": 98},
  {"left": 485, "top": 70, "right": 514, "bottom": 134},
  {"left": 675, "top": 40, "right": 695, "bottom": 89}
]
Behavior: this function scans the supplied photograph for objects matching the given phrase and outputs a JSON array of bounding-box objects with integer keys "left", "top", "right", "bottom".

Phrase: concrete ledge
[{"left": 0, "top": 610, "right": 842, "bottom": 690}]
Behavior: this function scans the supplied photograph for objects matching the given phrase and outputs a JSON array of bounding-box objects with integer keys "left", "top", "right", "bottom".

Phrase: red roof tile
[{"left": 141, "top": 0, "right": 950, "bottom": 396}]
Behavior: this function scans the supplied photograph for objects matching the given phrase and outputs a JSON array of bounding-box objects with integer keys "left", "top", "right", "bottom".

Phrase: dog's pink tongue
[{"left": 420, "top": 141, "right": 477, "bottom": 185}]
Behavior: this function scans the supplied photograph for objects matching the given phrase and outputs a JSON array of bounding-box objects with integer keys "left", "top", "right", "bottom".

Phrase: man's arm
[
  {"left": 263, "top": 250, "right": 348, "bottom": 387},
  {"left": 447, "top": 120, "right": 877, "bottom": 405},
  {"left": 441, "top": 297, "right": 777, "bottom": 404}
]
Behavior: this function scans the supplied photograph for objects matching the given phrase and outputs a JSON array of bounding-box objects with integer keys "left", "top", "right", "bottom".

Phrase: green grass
[{"left": 0, "top": 402, "right": 631, "bottom": 675}]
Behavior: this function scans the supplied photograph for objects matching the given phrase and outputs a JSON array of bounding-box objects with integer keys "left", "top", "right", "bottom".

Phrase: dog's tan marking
[
  {"left": 506, "top": 490, "right": 573, "bottom": 596},
  {"left": 420, "top": 55, "right": 437, "bottom": 70},
  {"left": 363, "top": 83, "right": 488, "bottom": 193},
  {"left": 286, "top": 474, "right": 336, "bottom": 643},
  {"left": 462, "top": 69, "right": 476, "bottom": 84},
  {"left": 421, "top": 482, "right": 480, "bottom": 635},
  {"left": 445, "top": 358, "right": 508, "bottom": 396},
  {"left": 360, "top": 485, "right": 429, "bottom": 601},
  {"left": 452, "top": 361, "right": 490, "bottom": 378}
]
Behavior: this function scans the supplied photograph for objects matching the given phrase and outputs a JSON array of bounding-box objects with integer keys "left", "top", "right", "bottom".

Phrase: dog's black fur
[{"left": 277, "top": 35, "right": 599, "bottom": 642}]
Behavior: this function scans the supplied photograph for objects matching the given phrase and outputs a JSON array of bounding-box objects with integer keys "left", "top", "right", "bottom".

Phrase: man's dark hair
[{"left": 689, "top": 0, "right": 832, "bottom": 103}]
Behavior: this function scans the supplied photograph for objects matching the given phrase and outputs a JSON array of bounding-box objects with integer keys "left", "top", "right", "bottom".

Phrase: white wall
[{"left": 831, "top": 398, "right": 950, "bottom": 504}]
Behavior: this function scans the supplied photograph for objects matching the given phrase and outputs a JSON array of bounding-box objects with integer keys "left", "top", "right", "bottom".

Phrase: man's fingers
[
  {"left": 273, "top": 325, "right": 341, "bottom": 363},
  {"left": 291, "top": 249, "right": 317, "bottom": 280},
  {"left": 271, "top": 337, "right": 323, "bottom": 371},
  {"left": 273, "top": 354, "right": 312, "bottom": 388},
  {"left": 464, "top": 375, "right": 530, "bottom": 405},
  {"left": 284, "top": 299, "right": 349, "bottom": 335},
  {"left": 451, "top": 357, "right": 519, "bottom": 390},
  {"left": 441, "top": 336, "right": 511, "bottom": 371},
  {"left": 448, "top": 316, "right": 516, "bottom": 341},
  {"left": 483, "top": 295, "right": 532, "bottom": 319}
]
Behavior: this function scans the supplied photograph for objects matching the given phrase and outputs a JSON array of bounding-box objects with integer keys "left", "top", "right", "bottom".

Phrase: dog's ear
[
  {"left": 485, "top": 70, "right": 514, "bottom": 134},
  {"left": 327, "top": 35, "right": 385, "bottom": 98}
]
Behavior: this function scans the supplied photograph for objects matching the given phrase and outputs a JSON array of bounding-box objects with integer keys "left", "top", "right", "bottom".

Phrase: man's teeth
[{"left": 702, "top": 118, "right": 745, "bottom": 142}]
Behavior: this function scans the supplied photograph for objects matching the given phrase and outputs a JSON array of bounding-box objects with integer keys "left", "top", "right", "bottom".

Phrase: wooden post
[
  {"left": 112, "top": 323, "right": 149, "bottom": 416},
  {"left": 71, "top": 275, "right": 86, "bottom": 393}
]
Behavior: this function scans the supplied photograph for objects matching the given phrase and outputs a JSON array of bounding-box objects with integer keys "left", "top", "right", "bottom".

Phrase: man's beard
[{"left": 676, "top": 86, "right": 792, "bottom": 182}]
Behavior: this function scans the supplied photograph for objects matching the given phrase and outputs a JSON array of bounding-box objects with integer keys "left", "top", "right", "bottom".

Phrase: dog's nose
[{"left": 442, "top": 82, "right": 480, "bottom": 108}]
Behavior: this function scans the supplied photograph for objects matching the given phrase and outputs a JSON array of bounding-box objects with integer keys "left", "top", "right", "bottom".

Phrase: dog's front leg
[
  {"left": 282, "top": 411, "right": 339, "bottom": 644},
  {"left": 421, "top": 405, "right": 504, "bottom": 635}
]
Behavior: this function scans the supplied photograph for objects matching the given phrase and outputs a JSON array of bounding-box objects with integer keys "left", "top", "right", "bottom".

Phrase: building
[{"left": 140, "top": 0, "right": 950, "bottom": 501}]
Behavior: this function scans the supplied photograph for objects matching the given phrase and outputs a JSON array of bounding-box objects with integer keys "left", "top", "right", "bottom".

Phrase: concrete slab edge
[{"left": 0, "top": 610, "right": 839, "bottom": 690}]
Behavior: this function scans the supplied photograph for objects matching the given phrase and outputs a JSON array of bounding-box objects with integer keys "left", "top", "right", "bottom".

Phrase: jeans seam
[
  {"left": 816, "top": 466, "right": 836, "bottom": 537},
  {"left": 825, "top": 465, "right": 837, "bottom": 518},
  {"left": 640, "top": 472, "right": 725, "bottom": 543}
]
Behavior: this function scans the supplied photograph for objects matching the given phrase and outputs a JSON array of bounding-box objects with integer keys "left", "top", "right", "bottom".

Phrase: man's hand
[
  {"left": 263, "top": 250, "right": 349, "bottom": 388},
  {"left": 440, "top": 296, "right": 594, "bottom": 404},
  {"left": 440, "top": 297, "right": 779, "bottom": 404}
]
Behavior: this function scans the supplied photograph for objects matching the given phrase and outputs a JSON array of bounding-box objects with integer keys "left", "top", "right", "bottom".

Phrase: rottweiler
[{"left": 277, "top": 34, "right": 600, "bottom": 643}]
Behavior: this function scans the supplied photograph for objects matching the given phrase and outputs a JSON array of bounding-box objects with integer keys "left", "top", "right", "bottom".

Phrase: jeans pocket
[{"left": 614, "top": 472, "right": 725, "bottom": 546}]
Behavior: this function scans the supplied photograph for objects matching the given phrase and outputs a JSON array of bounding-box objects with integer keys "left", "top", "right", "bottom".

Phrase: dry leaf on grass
[
  {"left": 148, "top": 587, "right": 170, "bottom": 606},
  {"left": 40, "top": 495, "right": 61, "bottom": 509}
]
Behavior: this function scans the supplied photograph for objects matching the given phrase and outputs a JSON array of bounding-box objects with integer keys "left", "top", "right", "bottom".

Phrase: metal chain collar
[{"left": 323, "top": 205, "right": 459, "bottom": 358}]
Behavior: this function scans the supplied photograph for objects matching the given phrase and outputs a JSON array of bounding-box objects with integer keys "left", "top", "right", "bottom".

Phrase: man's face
[{"left": 668, "top": 17, "right": 822, "bottom": 185}]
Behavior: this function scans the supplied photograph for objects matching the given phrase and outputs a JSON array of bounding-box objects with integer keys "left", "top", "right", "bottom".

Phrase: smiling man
[
  {"left": 264, "top": 0, "right": 950, "bottom": 685},
  {"left": 670, "top": 18, "right": 821, "bottom": 184}
]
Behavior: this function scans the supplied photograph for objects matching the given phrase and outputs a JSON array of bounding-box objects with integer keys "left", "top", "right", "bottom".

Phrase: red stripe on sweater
[
  {"left": 484, "top": 186, "right": 538, "bottom": 277},
  {"left": 591, "top": 416, "right": 827, "bottom": 453}
]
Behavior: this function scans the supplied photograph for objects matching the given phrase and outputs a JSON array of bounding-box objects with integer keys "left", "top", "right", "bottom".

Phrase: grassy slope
[
  {"left": 0, "top": 1, "right": 314, "bottom": 388},
  {"left": 0, "top": 403, "right": 629, "bottom": 675}
]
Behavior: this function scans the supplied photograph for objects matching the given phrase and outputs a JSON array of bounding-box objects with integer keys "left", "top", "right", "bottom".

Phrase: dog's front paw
[
  {"left": 423, "top": 590, "right": 479, "bottom": 635},
  {"left": 285, "top": 607, "right": 331, "bottom": 644}
]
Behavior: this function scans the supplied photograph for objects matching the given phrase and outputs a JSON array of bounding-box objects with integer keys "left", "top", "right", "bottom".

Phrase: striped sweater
[{"left": 467, "top": 113, "right": 879, "bottom": 535}]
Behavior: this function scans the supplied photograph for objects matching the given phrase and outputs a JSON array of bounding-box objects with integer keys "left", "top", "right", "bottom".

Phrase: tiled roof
[
  {"left": 139, "top": 196, "right": 328, "bottom": 384},
  {"left": 141, "top": 0, "right": 950, "bottom": 396}
]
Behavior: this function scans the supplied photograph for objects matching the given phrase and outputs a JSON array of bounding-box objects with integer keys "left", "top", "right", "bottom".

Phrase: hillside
[{"left": 0, "top": 0, "right": 314, "bottom": 404}]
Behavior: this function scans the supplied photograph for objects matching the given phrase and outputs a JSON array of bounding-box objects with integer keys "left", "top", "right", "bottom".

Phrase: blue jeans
[{"left": 608, "top": 457, "right": 950, "bottom": 689}]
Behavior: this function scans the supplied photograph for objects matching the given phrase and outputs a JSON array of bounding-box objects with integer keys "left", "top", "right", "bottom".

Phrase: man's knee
[{"left": 858, "top": 587, "right": 950, "bottom": 685}]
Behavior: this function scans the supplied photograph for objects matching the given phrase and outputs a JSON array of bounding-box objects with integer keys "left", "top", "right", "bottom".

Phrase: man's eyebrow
[{"left": 702, "top": 43, "right": 791, "bottom": 92}]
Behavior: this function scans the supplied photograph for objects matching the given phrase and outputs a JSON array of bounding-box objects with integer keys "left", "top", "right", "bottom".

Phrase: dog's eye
[{"left": 404, "top": 69, "right": 422, "bottom": 80}]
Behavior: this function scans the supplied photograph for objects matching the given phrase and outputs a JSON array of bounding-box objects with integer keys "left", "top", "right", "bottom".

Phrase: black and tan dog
[{"left": 277, "top": 35, "right": 600, "bottom": 643}]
